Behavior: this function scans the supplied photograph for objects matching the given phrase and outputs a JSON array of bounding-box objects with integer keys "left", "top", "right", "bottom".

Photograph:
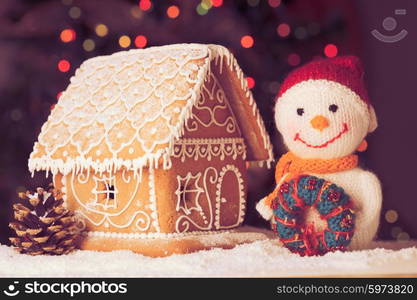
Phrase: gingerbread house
[{"left": 28, "top": 44, "right": 273, "bottom": 256}]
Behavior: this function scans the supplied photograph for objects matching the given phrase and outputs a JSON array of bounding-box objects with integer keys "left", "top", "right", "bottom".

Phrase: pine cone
[{"left": 9, "top": 185, "right": 80, "bottom": 255}]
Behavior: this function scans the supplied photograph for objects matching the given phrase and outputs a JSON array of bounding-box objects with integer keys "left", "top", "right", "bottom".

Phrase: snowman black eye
[
  {"left": 296, "top": 108, "right": 304, "bottom": 116},
  {"left": 329, "top": 104, "right": 338, "bottom": 112}
]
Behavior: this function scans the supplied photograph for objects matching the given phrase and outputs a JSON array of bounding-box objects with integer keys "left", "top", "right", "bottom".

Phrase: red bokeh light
[
  {"left": 58, "top": 60, "right": 70, "bottom": 72},
  {"left": 167, "top": 5, "right": 180, "bottom": 18},
  {"left": 60, "top": 29, "right": 76, "bottom": 43},
  {"left": 139, "top": 0, "right": 152, "bottom": 11},
  {"left": 277, "top": 23, "right": 290, "bottom": 37},
  {"left": 246, "top": 77, "right": 255, "bottom": 89},
  {"left": 268, "top": 0, "right": 281, "bottom": 8},
  {"left": 287, "top": 53, "right": 300, "bottom": 66},
  {"left": 241, "top": 35, "right": 254, "bottom": 48},
  {"left": 56, "top": 92, "right": 62, "bottom": 100},
  {"left": 134, "top": 35, "right": 148, "bottom": 48},
  {"left": 211, "top": 0, "right": 223, "bottom": 7},
  {"left": 324, "top": 44, "right": 338, "bottom": 58}
]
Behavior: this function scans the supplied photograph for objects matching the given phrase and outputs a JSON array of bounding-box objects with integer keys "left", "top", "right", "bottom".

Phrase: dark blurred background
[{"left": 1, "top": 0, "right": 416, "bottom": 244}]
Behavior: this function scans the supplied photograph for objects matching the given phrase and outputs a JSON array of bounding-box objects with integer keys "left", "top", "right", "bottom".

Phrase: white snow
[{"left": 1, "top": 227, "right": 416, "bottom": 277}]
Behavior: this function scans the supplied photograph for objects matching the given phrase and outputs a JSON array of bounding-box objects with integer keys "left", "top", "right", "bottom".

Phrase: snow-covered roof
[{"left": 29, "top": 44, "right": 273, "bottom": 175}]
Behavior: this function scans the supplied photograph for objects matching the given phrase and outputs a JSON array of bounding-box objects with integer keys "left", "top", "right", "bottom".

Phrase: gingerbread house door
[{"left": 214, "top": 164, "right": 245, "bottom": 229}]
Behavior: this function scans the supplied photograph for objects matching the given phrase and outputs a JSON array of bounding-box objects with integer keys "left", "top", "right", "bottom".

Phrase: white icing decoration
[
  {"left": 87, "top": 228, "right": 234, "bottom": 239},
  {"left": 185, "top": 73, "right": 239, "bottom": 135},
  {"left": 28, "top": 44, "right": 273, "bottom": 177},
  {"left": 69, "top": 170, "right": 155, "bottom": 231},
  {"left": 121, "top": 168, "right": 132, "bottom": 183},
  {"left": 175, "top": 172, "right": 204, "bottom": 215},
  {"left": 59, "top": 174, "right": 68, "bottom": 206},
  {"left": 214, "top": 164, "right": 245, "bottom": 229},
  {"left": 90, "top": 174, "right": 118, "bottom": 210},
  {"left": 175, "top": 167, "right": 217, "bottom": 233},
  {"left": 172, "top": 137, "right": 246, "bottom": 162}
]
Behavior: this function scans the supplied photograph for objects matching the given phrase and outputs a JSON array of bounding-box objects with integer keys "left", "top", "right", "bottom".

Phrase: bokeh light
[
  {"left": 277, "top": 23, "right": 290, "bottom": 37},
  {"left": 95, "top": 24, "right": 108, "bottom": 37},
  {"left": 58, "top": 60, "right": 70, "bottom": 72},
  {"left": 268, "top": 0, "right": 281, "bottom": 8},
  {"left": 287, "top": 53, "right": 300, "bottom": 66},
  {"left": 196, "top": 3, "right": 209, "bottom": 15},
  {"left": 10, "top": 109, "right": 22, "bottom": 121},
  {"left": 83, "top": 39, "right": 95, "bottom": 52},
  {"left": 134, "top": 35, "right": 147, "bottom": 48},
  {"left": 241, "top": 35, "right": 254, "bottom": 48},
  {"left": 385, "top": 210, "right": 398, "bottom": 223},
  {"left": 68, "top": 6, "right": 81, "bottom": 19},
  {"left": 246, "top": 77, "right": 255, "bottom": 89},
  {"left": 119, "top": 35, "right": 131, "bottom": 48},
  {"left": 391, "top": 226, "right": 402, "bottom": 238},
  {"left": 308, "top": 22, "right": 321, "bottom": 35},
  {"left": 268, "top": 81, "right": 280, "bottom": 94},
  {"left": 324, "top": 43, "right": 338, "bottom": 58},
  {"left": 211, "top": 0, "right": 223, "bottom": 7},
  {"left": 201, "top": 0, "right": 213, "bottom": 10},
  {"left": 60, "top": 29, "right": 76, "bottom": 43},
  {"left": 56, "top": 92, "right": 62, "bottom": 100},
  {"left": 167, "top": 5, "right": 180, "bottom": 19},
  {"left": 130, "top": 6, "right": 143, "bottom": 19},
  {"left": 16, "top": 186, "right": 27, "bottom": 193},
  {"left": 139, "top": 0, "right": 152, "bottom": 11},
  {"left": 294, "top": 27, "right": 307, "bottom": 39},
  {"left": 397, "top": 232, "right": 410, "bottom": 241},
  {"left": 247, "top": 0, "right": 260, "bottom": 6}
]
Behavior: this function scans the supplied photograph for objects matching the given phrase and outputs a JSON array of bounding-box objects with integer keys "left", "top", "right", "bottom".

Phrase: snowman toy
[{"left": 257, "top": 56, "right": 382, "bottom": 256}]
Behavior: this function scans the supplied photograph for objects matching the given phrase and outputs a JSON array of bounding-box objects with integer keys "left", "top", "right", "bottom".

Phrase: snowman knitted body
[{"left": 257, "top": 56, "right": 382, "bottom": 251}]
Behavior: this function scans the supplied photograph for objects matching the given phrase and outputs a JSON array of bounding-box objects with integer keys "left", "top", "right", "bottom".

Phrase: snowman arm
[
  {"left": 256, "top": 174, "right": 290, "bottom": 221},
  {"left": 351, "top": 171, "right": 382, "bottom": 249},
  {"left": 256, "top": 196, "right": 273, "bottom": 221}
]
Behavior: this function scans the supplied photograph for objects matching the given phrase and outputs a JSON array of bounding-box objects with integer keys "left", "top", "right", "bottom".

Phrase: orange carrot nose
[{"left": 310, "top": 115, "right": 329, "bottom": 131}]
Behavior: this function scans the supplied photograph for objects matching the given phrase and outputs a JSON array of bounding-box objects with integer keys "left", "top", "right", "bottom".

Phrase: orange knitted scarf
[{"left": 265, "top": 152, "right": 358, "bottom": 207}]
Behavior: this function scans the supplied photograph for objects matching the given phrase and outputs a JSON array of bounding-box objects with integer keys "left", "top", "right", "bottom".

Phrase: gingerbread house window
[
  {"left": 91, "top": 175, "right": 118, "bottom": 210},
  {"left": 175, "top": 173, "right": 204, "bottom": 215}
]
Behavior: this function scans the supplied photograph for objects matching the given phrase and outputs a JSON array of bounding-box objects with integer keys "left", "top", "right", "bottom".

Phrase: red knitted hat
[{"left": 277, "top": 56, "right": 370, "bottom": 105}]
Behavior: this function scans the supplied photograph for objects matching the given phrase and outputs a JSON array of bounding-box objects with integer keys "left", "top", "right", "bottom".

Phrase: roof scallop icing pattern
[{"left": 29, "top": 44, "right": 273, "bottom": 176}]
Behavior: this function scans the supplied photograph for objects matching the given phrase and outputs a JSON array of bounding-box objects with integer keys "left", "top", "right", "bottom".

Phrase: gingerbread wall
[
  {"left": 154, "top": 142, "right": 247, "bottom": 233},
  {"left": 154, "top": 70, "right": 248, "bottom": 233},
  {"left": 54, "top": 169, "right": 161, "bottom": 235},
  {"left": 182, "top": 71, "right": 242, "bottom": 139}
]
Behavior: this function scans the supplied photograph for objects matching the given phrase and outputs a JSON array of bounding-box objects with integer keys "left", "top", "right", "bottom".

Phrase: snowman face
[{"left": 275, "top": 80, "right": 371, "bottom": 159}]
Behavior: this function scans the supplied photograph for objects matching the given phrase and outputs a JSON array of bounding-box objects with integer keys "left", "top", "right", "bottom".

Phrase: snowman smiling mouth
[{"left": 294, "top": 123, "right": 349, "bottom": 148}]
